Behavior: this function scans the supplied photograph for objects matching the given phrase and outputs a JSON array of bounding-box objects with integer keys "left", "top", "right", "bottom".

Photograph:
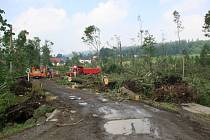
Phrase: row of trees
[
  {"left": 80, "top": 10, "right": 210, "bottom": 68},
  {"left": 0, "top": 9, "right": 52, "bottom": 85}
]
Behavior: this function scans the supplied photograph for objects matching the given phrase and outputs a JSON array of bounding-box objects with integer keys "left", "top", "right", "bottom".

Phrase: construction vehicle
[
  {"left": 66, "top": 66, "right": 101, "bottom": 77},
  {"left": 29, "top": 66, "right": 51, "bottom": 79}
]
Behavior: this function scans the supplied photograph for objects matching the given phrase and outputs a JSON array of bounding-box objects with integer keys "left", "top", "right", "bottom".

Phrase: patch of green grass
[
  {"left": 142, "top": 100, "right": 179, "bottom": 113},
  {"left": 53, "top": 66, "right": 69, "bottom": 74},
  {"left": 0, "top": 123, "right": 35, "bottom": 139},
  {"left": 33, "top": 105, "right": 54, "bottom": 120},
  {"left": 0, "top": 92, "right": 29, "bottom": 114},
  {"left": 0, "top": 105, "right": 54, "bottom": 139},
  {"left": 55, "top": 78, "right": 72, "bottom": 86}
]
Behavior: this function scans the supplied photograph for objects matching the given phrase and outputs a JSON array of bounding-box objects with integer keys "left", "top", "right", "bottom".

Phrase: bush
[
  {"left": 153, "top": 74, "right": 197, "bottom": 103},
  {"left": 123, "top": 79, "right": 153, "bottom": 96},
  {"left": 104, "top": 64, "right": 122, "bottom": 74},
  {"left": 10, "top": 79, "right": 32, "bottom": 95},
  {"left": 0, "top": 92, "right": 18, "bottom": 130},
  {"left": 198, "top": 94, "right": 210, "bottom": 106},
  {"left": 33, "top": 105, "right": 54, "bottom": 119},
  {"left": 188, "top": 77, "right": 210, "bottom": 107}
]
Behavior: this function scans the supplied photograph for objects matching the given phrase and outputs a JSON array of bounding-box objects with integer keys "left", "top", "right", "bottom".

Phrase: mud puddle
[
  {"left": 99, "top": 105, "right": 151, "bottom": 120},
  {"left": 104, "top": 118, "right": 159, "bottom": 137},
  {"left": 78, "top": 102, "right": 88, "bottom": 106},
  {"left": 69, "top": 96, "right": 81, "bottom": 100}
]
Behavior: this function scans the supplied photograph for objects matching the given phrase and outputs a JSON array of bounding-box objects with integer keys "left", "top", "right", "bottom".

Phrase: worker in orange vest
[{"left": 103, "top": 76, "right": 109, "bottom": 92}]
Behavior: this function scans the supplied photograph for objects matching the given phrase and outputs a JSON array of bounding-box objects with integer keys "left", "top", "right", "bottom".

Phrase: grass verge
[
  {"left": 0, "top": 122, "right": 35, "bottom": 139},
  {"left": 0, "top": 103, "right": 54, "bottom": 139},
  {"left": 141, "top": 100, "right": 180, "bottom": 113}
]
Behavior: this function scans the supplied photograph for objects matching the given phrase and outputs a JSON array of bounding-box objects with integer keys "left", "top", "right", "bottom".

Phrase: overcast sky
[{"left": 1, "top": 0, "right": 209, "bottom": 54}]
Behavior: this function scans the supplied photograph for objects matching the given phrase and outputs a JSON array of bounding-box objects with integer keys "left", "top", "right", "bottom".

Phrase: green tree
[
  {"left": 0, "top": 9, "right": 12, "bottom": 83},
  {"left": 143, "top": 31, "right": 156, "bottom": 72},
  {"left": 203, "top": 10, "right": 210, "bottom": 37},
  {"left": 81, "top": 25, "right": 101, "bottom": 60},
  {"left": 200, "top": 44, "right": 210, "bottom": 66},
  {"left": 66, "top": 52, "right": 80, "bottom": 66},
  {"left": 26, "top": 37, "right": 41, "bottom": 67},
  {"left": 14, "top": 30, "right": 29, "bottom": 75},
  {"left": 42, "top": 40, "right": 53, "bottom": 66},
  {"left": 173, "top": 10, "right": 184, "bottom": 43},
  {"left": 99, "top": 48, "right": 114, "bottom": 60},
  {"left": 56, "top": 54, "right": 63, "bottom": 58}
]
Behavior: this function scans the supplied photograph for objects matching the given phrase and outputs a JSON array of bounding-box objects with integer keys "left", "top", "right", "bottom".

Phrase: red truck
[{"left": 66, "top": 66, "right": 101, "bottom": 77}]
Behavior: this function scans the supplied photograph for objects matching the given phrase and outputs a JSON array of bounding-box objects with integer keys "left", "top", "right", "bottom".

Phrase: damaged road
[{"left": 3, "top": 80, "right": 209, "bottom": 140}]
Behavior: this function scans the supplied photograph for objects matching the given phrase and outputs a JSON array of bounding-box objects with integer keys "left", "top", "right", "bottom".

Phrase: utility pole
[{"left": 9, "top": 25, "right": 13, "bottom": 74}]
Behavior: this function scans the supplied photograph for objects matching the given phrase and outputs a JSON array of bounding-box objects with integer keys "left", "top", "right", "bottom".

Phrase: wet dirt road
[{"left": 4, "top": 80, "right": 209, "bottom": 140}]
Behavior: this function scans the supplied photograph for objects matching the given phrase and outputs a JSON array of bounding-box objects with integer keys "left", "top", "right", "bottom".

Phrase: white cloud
[
  {"left": 13, "top": 0, "right": 129, "bottom": 54},
  {"left": 12, "top": 0, "right": 208, "bottom": 54},
  {"left": 14, "top": 7, "right": 68, "bottom": 33},
  {"left": 159, "top": 0, "right": 174, "bottom": 5},
  {"left": 157, "top": 0, "right": 207, "bottom": 42},
  {"left": 175, "top": 0, "right": 207, "bottom": 13},
  {"left": 71, "top": 0, "right": 129, "bottom": 50},
  {"left": 13, "top": 7, "right": 71, "bottom": 54}
]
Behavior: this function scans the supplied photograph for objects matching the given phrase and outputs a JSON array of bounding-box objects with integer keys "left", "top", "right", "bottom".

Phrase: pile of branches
[
  {"left": 153, "top": 75, "right": 197, "bottom": 103},
  {"left": 123, "top": 79, "right": 152, "bottom": 95},
  {"left": 72, "top": 76, "right": 120, "bottom": 92},
  {"left": 10, "top": 78, "right": 32, "bottom": 95},
  {"left": 124, "top": 80, "right": 144, "bottom": 93},
  {"left": 0, "top": 78, "right": 45, "bottom": 130}
]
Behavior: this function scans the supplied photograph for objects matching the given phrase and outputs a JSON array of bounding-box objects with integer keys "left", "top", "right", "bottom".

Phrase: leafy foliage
[
  {"left": 173, "top": 10, "right": 184, "bottom": 42},
  {"left": 0, "top": 9, "right": 53, "bottom": 131},
  {"left": 66, "top": 52, "right": 81, "bottom": 66},
  {"left": 203, "top": 10, "right": 210, "bottom": 37},
  {"left": 104, "top": 64, "right": 122, "bottom": 74},
  {"left": 42, "top": 40, "right": 53, "bottom": 66},
  {"left": 81, "top": 25, "right": 101, "bottom": 59},
  {"left": 200, "top": 43, "right": 210, "bottom": 66},
  {"left": 143, "top": 32, "right": 156, "bottom": 72}
]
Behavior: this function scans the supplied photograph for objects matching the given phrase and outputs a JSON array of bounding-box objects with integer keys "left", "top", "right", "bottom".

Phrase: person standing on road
[{"left": 103, "top": 76, "right": 109, "bottom": 92}]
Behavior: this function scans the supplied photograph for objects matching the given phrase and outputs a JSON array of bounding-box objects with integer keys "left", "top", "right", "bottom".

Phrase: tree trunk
[{"left": 9, "top": 26, "right": 13, "bottom": 74}]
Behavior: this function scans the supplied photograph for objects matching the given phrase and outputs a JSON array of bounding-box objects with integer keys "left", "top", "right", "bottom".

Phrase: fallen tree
[
  {"left": 153, "top": 75, "right": 198, "bottom": 103},
  {"left": 5, "top": 94, "right": 45, "bottom": 124}
]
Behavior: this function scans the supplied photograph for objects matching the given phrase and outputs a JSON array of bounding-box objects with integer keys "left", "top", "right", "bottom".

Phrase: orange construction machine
[{"left": 29, "top": 66, "right": 51, "bottom": 79}]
